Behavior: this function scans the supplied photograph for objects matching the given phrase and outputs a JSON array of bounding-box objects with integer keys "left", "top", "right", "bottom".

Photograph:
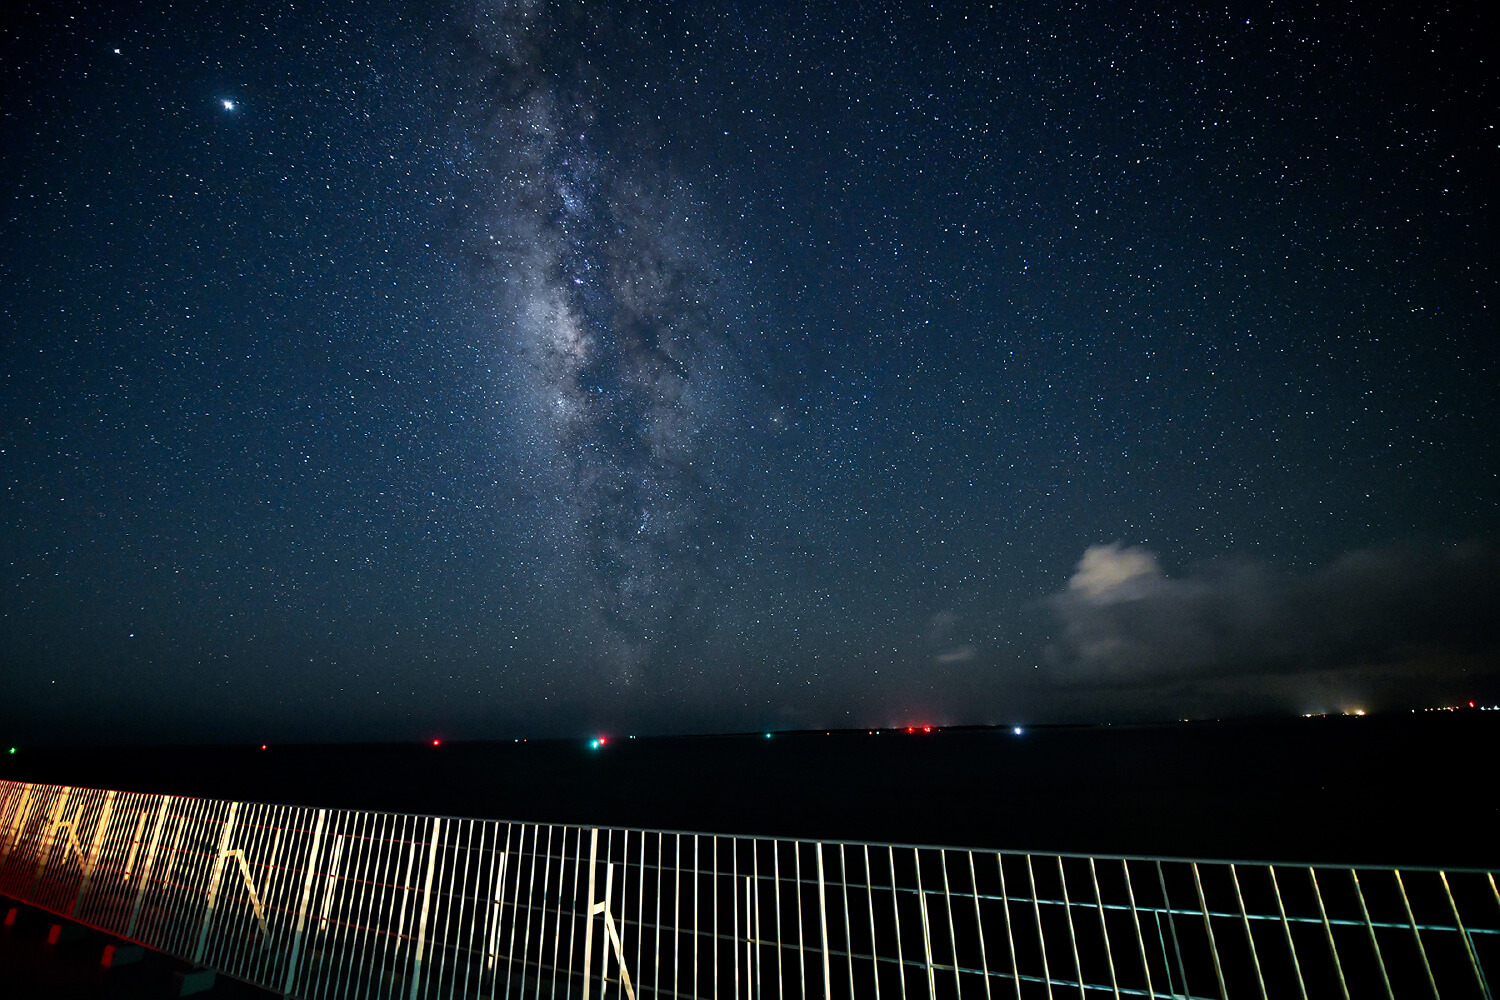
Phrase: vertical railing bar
[
  {"left": 565, "top": 826, "right": 585, "bottom": 1000},
  {"left": 673, "top": 833, "right": 682, "bottom": 1000},
  {"left": 693, "top": 834, "right": 701, "bottom": 1000},
  {"left": 1306, "top": 867, "right": 1350, "bottom": 1000},
  {"left": 1026, "top": 854, "right": 1054, "bottom": 1000},
  {"left": 1189, "top": 862, "right": 1228, "bottom": 999},
  {"left": 1438, "top": 870, "right": 1492, "bottom": 998},
  {"left": 840, "top": 844, "right": 856, "bottom": 999},
  {"left": 1393, "top": 869, "right": 1441, "bottom": 999},
  {"left": 614, "top": 829, "right": 627, "bottom": 996},
  {"left": 638, "top": 832, "right": 648, "bottom": 998},
  {"left": 755, "top": 842, "right": 764, "bottom": 1000},
  {"left": 735, "top": 845, "right": 743, "bottom": 1000},
  {"left": 818, "top": 843, "right": 834, "bottom": 1000},
  {"left": 1228, "top": 863, "right": 1268, "bottom": 1000},
  {"left": 747, "top": 871, "right": 756, "bottom": 1000},
  {"left": 891, "top": 845, "right": 910, "bottom": 1000},
  {"left": 655, "top": 833, "right": 665, "bottom": 999},
  {"left": 810, "top": 845, "right": 834, "bottom": 1000},
  {"left": 775, "top": 840, "right": 785, "bottom": 1000},
  {"left": 997, "top": 853, "right": 1021, "bottom": 1000},
  {"left": 1266, "top": 866, "right": 1308, "bottom": 1000},
  {"left": 915, "top": 847, "right": 938, "bottom": 1000},
  {"left": 865, "top": 844, "right": 882, "bottom": 1000},
  {"left": 548, "top": 824, "right": 565, "bottom": 1000},
  {"left": 601, "top": 852, "right": 616, "bottom": 998},
  {"left": 1154, "top": 861, "right": 1190, "bottom": 1000},
  {"left": 968, "top": 851, "right": 994, "bottom": 1000},
  {"left": 1120, "top": 860, "right": 1156, "bottom": 1000},
  {"left": 1057, "top": 856, "right": 1085, "bottom": 1000},
  {"left": 1088, "top": 857, "right": 1120, "bottom": 1000},
  {"left": 939, "top": 849, "right": 964, "bottom": 998},
  {"left": 715, "top": 834, "right": 722, "bottom": 1000},
  {"left": 795, "top": 841, "right": 806, "bottom": 998},
  {"left": 583, "top": 828, "right": 601, "bottom": 1000},
  {"left": 1349, "top": 869, "right": 1396, "bottom": 1000}
]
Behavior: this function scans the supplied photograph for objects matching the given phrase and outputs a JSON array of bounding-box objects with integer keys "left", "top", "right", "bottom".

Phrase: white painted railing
[{"left": 1, "top": 778, "right": 1495, "bottom": 998}]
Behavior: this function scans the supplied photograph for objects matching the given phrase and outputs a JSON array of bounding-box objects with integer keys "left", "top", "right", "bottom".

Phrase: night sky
[{"left": 2, "top": 0, "right": 1496, "bottom": 744}]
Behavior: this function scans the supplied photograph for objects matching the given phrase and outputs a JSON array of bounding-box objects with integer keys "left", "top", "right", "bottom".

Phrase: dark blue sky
[{"left": 2, "top": 0, "right": 1496, "bottom": 743}]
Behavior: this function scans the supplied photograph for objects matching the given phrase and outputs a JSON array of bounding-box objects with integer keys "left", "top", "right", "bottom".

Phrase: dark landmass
[{"left": 4, "top": 713, "right": 1495, "bottom": 868}]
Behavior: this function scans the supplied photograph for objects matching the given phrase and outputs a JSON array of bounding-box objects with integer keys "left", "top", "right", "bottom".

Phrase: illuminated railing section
[{"left": 1, "top": 778, "right": 1496, "bottom": 998}]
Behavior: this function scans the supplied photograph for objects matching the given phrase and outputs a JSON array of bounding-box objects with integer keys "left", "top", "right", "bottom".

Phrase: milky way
[{"left": 446, "top": 3, "right": 755, "bottom": 686}]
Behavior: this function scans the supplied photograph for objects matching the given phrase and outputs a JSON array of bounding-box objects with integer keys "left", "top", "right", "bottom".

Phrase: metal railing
[{"left": 1, "top": 778, "right": 1495, "bottom": 998}]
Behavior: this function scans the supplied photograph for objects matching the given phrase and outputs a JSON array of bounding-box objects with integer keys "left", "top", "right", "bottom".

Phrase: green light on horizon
[{"left": 7, "top": 747, "right": 14, "bottom": 754}]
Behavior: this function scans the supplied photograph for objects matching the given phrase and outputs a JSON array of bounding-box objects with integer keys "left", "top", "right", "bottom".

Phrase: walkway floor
[{"left": 0, "top": 901, "right": 278, "bottom": 999}]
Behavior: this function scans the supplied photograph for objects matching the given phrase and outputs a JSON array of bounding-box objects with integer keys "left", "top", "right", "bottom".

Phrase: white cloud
[{"left": 1067, "top": 542, "right": 1163, "bottom": 601}]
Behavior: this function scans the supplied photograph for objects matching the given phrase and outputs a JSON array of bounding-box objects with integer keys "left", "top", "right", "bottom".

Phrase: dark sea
[{"left": 5, "top": 713, "right": 1495, "bottom": 869}]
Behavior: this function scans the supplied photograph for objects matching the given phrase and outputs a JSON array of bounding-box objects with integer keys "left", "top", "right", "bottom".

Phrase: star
[{"left": 221, "top": 99, "right": 236, "bottom": 111}]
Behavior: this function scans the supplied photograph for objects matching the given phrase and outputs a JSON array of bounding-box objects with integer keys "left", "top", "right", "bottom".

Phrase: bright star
[{"left": 221, "top": 99, "right": 236, "bottom": 111}]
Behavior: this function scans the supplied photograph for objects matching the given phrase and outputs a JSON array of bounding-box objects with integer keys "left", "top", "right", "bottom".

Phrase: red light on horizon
[
  {"left": 431, "top": 739, "right": 441, "bottom": 746},
  {"left": 923, "top": 726, "right": 932, "bottom": 733},
  {"left": 260, "top": 744, "right": 267, "bottom": 750},
  {"left": 906, "top": 726, "right": 914, "bottom": 733}
]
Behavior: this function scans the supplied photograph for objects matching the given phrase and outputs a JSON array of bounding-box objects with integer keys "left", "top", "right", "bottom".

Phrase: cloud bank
[{"left": 1047, "top": 538, "right": 1500, "bottom": 702}]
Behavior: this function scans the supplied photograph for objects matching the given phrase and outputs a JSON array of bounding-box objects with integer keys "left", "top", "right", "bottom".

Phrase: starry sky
[{"left": 2, "top": 0, "right": 1496, "bottom": 744}]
